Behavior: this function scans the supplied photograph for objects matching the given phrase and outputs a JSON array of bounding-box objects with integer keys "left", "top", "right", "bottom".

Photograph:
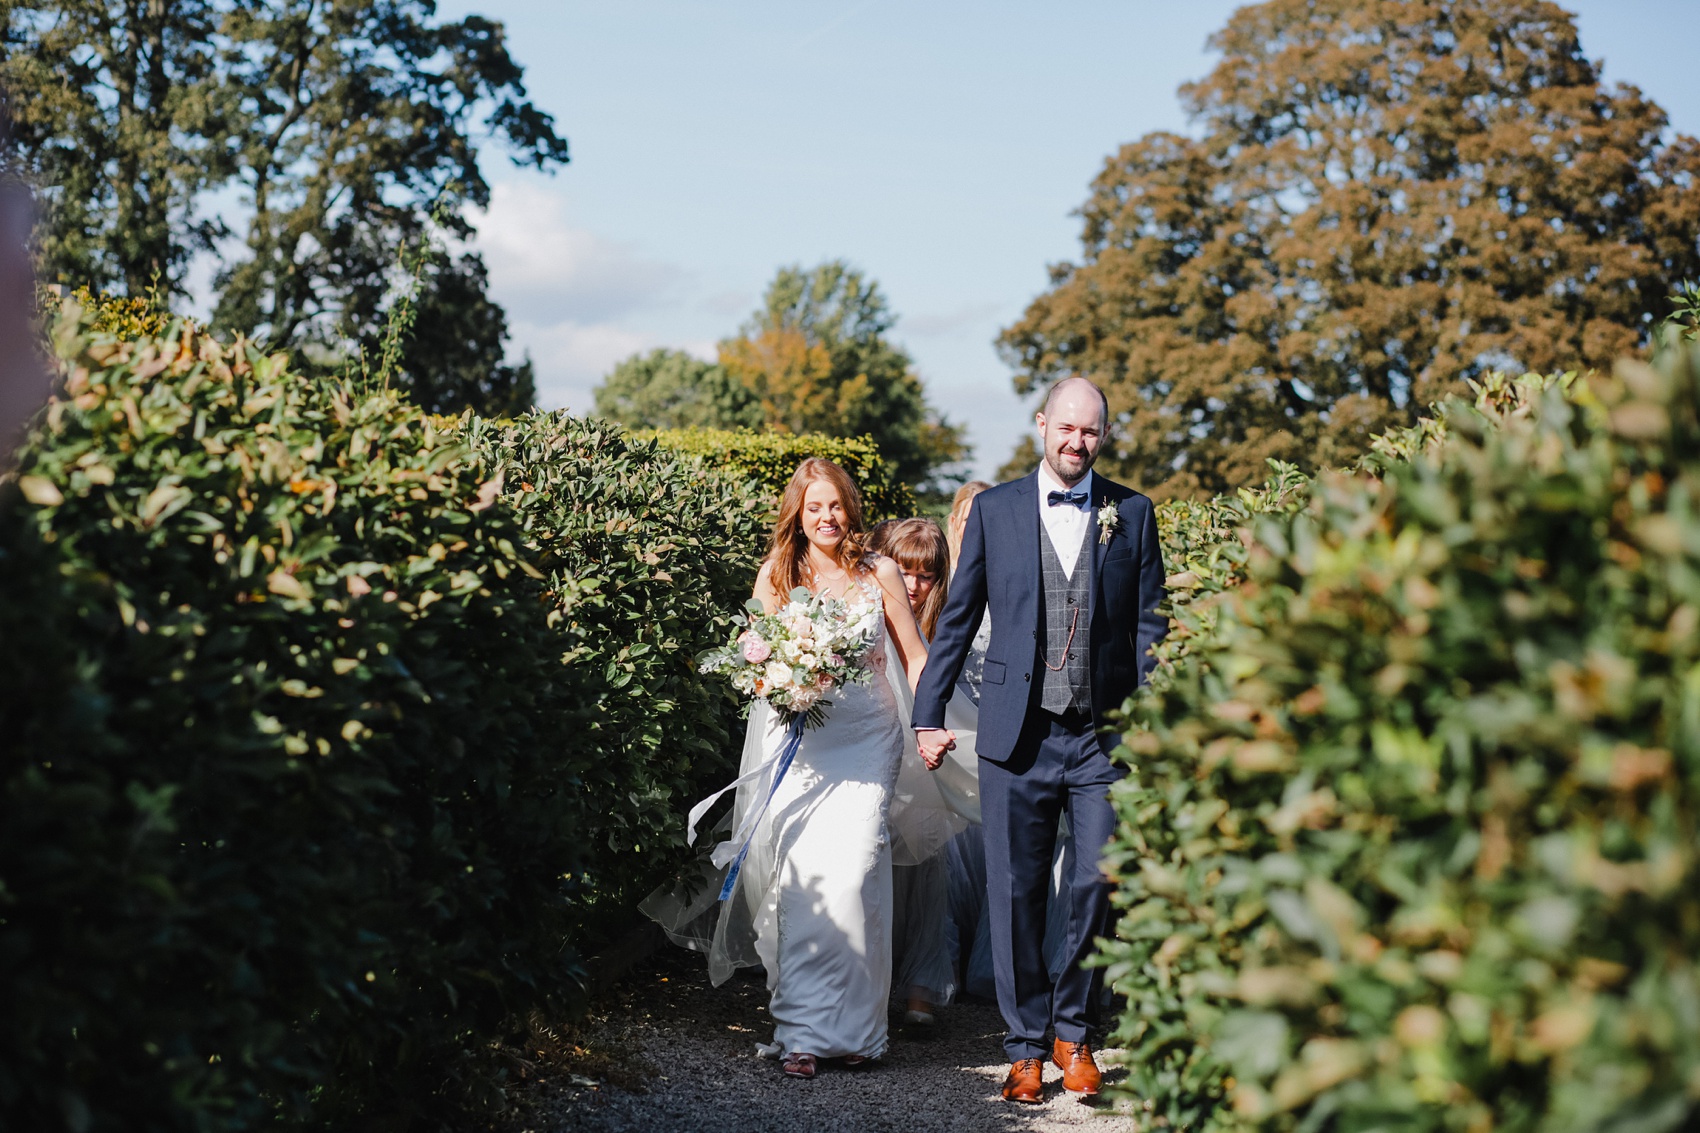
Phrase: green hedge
[
  {"left": 463, "top": 414, "right": 768, "bottom": 939},
  {"left": 1099, "top": 353, "right": 1700, "bottom": 1133},
  {"left": 0, "top": 306, "right": 767, "bottom": 1130},
  {"left": 646, "top": 426, "right": 915, "bottom": 521},
  {"left": 1, "top": 310, "right": 595, "bottom": 1130}
]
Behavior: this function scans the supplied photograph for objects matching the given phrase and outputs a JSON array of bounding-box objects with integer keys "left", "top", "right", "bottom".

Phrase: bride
[{"left": 651, "top": 457, "right": 929, "bottom": 1079}]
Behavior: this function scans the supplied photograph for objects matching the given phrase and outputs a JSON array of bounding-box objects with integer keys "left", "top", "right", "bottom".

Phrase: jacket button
[{"left": 1023, "top": 673, "right": 1030, "bottom": 682}]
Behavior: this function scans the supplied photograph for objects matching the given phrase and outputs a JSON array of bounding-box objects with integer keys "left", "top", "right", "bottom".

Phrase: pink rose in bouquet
[
  {"left": 692, "top": 588, "right": 884, "bottom": 902},
  {"left": 699, "top": 587, "right": 880, "bottom": 727},
  {"left": 740, "top": 633, "right": 772, "bottom": 663}
]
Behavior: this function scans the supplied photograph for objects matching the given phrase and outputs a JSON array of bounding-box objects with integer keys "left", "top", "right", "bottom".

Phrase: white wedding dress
[
  {"left": 644, "top": 588, "right": 1078, "bottom": 1038},
  {"left": 645, "top": 583, "right": 913, "bottom": 1059}
]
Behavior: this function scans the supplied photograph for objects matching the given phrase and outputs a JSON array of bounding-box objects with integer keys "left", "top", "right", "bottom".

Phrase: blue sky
[{"left": 430, "top": 0, "right": 1700, "bottom": 480}]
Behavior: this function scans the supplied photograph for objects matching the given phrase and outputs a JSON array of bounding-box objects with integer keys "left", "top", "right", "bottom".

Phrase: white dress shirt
[{"left": 1035, "top": 463, "right": 1093, "bottom": 580}]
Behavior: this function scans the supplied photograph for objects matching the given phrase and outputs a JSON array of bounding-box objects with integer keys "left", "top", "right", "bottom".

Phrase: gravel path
[{"left": 513, "top": 946, "right": 1139, "bottom": 1133}]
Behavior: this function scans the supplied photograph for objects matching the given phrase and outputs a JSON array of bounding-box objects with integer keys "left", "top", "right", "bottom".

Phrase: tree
[
  {"left": 206, "top": 1, "right": 567, "bottom": 359},
  {"left": 718, "top": 261, "right": 968, "bottom": 490},
  {"left": 999, "top": 0, "right": 1700, "bottom": 498},
  {"left": 593, "top": 348, "right": 763, "bottom": 431},
  {"left": 1, "top": 0, "right": 229, "bottom": 295},
  {"left": 397, "top": 252, "right": 535, "bottom": 418},
  {"left": 1, "top": 0, "right": 567, "bottom": 412}
]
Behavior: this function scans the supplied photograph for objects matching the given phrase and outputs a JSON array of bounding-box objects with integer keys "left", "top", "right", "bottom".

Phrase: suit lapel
[{"left": 1010, "top": 471, "right": 1041, "bottom": 562}]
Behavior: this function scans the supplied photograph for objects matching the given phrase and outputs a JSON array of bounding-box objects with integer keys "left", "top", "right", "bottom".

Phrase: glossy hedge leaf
[
  {"left": 1, "top": 304, "right": 598, "bottom": 1130},
  {"left": 1098, "top": 356, "right": 1700, "bottom": 1133}
]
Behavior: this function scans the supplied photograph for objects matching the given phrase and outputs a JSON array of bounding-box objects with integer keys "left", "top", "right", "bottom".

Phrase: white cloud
[
  {"left": 514, "top": 318, "right": 656, "bottom": 413},
  {"left": 471, "top": 181, "right": 682, "bottom": 324},
  {"left": 464, "top": 180, "right": 713, "bottom": 414},
  {"left": 679, "top": 337, "right": 719, "bottom": 362}
]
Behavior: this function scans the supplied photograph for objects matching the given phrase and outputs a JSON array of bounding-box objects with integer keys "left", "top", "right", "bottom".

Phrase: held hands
[{"left": 915, "top": 728, "right": 956, "bottom": 771}]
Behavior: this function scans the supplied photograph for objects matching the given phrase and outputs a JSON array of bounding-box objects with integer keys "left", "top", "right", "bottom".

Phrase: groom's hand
[{"left": 915, "top": 728, "right": 955, "bottom": 770}]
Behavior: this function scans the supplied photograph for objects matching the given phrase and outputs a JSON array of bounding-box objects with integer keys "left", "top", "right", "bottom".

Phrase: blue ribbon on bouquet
[{"left": 685, "top": 713, "right": 809, "bottom": 902}]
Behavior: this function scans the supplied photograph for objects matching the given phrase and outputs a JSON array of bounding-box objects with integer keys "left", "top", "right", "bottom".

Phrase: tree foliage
[
  {"left": 594, "top": 263, "right": 968, "bottom": 490},
  {"left": 647, "top": 426, "right": 916, "bottom": 521},
  {"left": 397, "top": 252, "right": 536, "bottom": 417},
  {"left": 1000, "top": 0, "right": 1700, "bottom": 498},
  {"left": 1, "top": 0, "right": 565, "bottom": 412},
  {"left": 205, "top": 1, "right": 566, "bottom": 353},
  {"left": 2, "top": 0, "right": 228, "bottom": 295},
  {"left": 593, "top": 348, "right": 763, "bottom": 431},
  {"left": 720, "top": 261, "right": 967, "bottom": 490}
]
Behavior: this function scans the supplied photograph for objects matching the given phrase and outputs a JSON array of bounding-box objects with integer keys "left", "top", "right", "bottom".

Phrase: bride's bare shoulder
[{"left": 752, "top": 558, "right": 783, "bottom": 608}]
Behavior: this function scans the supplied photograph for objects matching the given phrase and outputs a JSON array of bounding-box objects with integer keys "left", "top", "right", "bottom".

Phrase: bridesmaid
[
  {"left": 867, "top": 517, "right": 956, "bottom": 1024},
  {"left": 940, "top": 483, "right": 1001, "bottom": 1000}
]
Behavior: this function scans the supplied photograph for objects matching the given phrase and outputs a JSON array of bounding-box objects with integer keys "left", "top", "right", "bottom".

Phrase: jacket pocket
[{"left": 982, "top": 659, "right": 1006, "bottom": 685}]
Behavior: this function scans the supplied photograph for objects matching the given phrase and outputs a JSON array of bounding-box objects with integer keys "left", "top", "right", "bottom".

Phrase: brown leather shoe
[
  {"left": 1002, "top": 1058, "right": 1044, "bottom": 1103},
  {"left": 1052, "top": 1038, "right": 1102, "bottom": 1096}
]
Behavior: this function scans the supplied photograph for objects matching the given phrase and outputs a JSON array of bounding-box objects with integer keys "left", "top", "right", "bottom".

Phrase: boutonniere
[{"left": 1097, "top": 500, "right": 1119, "bottom": 545}]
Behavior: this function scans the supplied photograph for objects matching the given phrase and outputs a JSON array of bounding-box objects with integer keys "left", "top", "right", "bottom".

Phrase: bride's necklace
[{"left": 810, "top": 557, "right": 849, "bottom": 586}]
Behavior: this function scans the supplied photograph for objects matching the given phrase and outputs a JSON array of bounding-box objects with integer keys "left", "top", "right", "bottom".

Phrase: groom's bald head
[
  {"left": 1035, "top": 377, "right": 1109, "bottom": 487},
  {"left": 1041, "top": 377, "right": 1109, "bottom": 432}
]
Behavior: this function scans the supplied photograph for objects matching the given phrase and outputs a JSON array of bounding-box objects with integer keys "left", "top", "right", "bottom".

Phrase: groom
[{"left": 914, "top": 377, "right": 1165, "bottom": 1103}]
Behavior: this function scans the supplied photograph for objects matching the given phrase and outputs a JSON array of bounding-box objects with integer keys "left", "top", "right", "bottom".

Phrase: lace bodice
[
  {"left": 856, "top": 582, "right": 889, "bottom": 675},
  {"left": 812, "top": 574, "right": 887, "bottom": 675}
]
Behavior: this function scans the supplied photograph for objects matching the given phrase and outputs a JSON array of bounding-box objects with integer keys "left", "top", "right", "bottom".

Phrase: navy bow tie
[{"left": 1047, "top": 489, "right": 1088, "bottom": 508}]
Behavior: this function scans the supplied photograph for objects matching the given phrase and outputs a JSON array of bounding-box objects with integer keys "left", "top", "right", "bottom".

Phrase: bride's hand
[{"left": 915, "top": 728, "right": 955, "bottom": 770}]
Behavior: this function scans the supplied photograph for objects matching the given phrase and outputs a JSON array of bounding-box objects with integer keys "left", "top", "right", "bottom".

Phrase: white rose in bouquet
[{"left": 698, "top": 587, "right": 880, "bottom": 728}]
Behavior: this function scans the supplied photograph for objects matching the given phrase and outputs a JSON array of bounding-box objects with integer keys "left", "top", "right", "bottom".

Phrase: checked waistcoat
[{"left": 1037, "top": 525, "right": 1092, "bottom": 713}]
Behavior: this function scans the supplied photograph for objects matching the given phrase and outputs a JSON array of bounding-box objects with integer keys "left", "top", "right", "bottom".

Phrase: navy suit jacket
[{"left": 912, "top": 470, "right": 1167, "bottom": 762}]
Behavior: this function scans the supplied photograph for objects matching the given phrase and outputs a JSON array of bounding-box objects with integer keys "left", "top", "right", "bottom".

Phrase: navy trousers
[{"left": 979, "top": 707, "right": 1121, "bottom": 1061}]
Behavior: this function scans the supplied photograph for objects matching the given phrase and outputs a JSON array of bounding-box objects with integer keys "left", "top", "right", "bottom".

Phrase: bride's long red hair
[{"left": 767, "top": 458, "right": 869, "bottom": 595}]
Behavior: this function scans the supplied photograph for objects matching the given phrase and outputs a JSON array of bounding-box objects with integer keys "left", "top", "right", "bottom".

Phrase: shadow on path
[{"left": 508, "top": 948, "right": 1138, "bottom": 1133}]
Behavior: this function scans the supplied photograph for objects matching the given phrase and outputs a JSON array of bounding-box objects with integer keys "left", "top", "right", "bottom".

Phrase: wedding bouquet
[
  {"left": 699, "top": 587, "right": 881, "bottom": 726},
  {"left": 693, "top": 587, "right": 882, "bottom": 900}
]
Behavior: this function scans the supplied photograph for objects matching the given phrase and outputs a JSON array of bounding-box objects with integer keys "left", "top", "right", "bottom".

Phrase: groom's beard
[{"left": 1046, "top": 447, "right": 1096, "bottom": 485}]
